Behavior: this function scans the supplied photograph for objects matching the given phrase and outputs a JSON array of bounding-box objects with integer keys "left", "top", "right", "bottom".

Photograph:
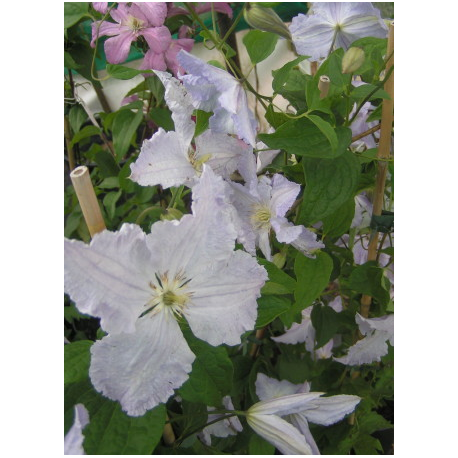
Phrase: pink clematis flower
[
  {"left": 91, "top": 2, "right": 168, "bottom": 65},
  {"left": 92, "top": 2, "right": 108, "bottom": 14}
]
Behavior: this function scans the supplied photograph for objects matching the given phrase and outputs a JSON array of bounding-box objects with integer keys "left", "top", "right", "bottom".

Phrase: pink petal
[
  {"left": 104, "top": 31, "right": 135, "bottom": 64},
  {"left": 141, "top": 25, "right": 172, "bottom": 53}
]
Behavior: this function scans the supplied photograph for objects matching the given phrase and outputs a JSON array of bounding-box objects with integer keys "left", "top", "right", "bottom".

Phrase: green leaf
[
  {"left": 149, "top": 107, "right": 174, "bottom": 131},
  {"left": 64, "top": 51, "right": 81, "bottom": 70},
  {"left": 65, "top": 380, "right": 165, "bottom": 454},
  {"left": 65, "top": 211, "right": 82, "bottom": 238},
  {"left": 272, "top": 56, "right": 308, "bottom": 92},
  {"left": 256, "top": 296, "right": 291, "bottom": 328},
  {"left": 351, "top": 83, "right": 390, "bottom": 104},
  {"left": 258, "top": 118, "right": 350, "bottom": 159},
  {"left": 97, "top": 177, "right": 120, "bottom": 189},
  {"left": 358, "top": 411, "right": 393, "bottom": 434},
  {"left": 70, "top": 125, "right": 101, "bottom": 147},
  {"left": 264, "top": 105, "right": 289, "bottom": 129},
  {"left": 94, "top": 149, "right": 120, "bottom": 178},
  {"left": 321, "top": 198, "right": 356, "bottom": 239},
  {"left": 353, "top": 434, "right": 383, "bottom": 455},
  {"left": 112, "top": 109, "right": 143, "bottom": 160},
  {"left": 274, "top": 68, "right": 309, "bottom": 110},
  {"left": 294, "top": 251, "right": 333, "bottom": 307},
  {"left": 249, "top": 433, "right": 275, "bottom": 454},
  {"left": 243, "top": 30, "right": 279, "bottom": 64},
  {"left": 179, "top": 330, "right": 233, "bottom": 406},
  {"left": 258, "top": 259, "right": 296, "bottom": 293},
  {"left": 103, "top": 190, "right": 122, "bottom": 220},
  {"left": 64, "top": 2, "right": 89, "bottom": 29},
  {"left": 310, "top": 304, "right": 340, "bottom": 348},
  {"left": 366, "top": 104, "right": 382, "bottom": 122},
  {"left": 194, "top": 110, "right": 212, "bottom": 137},
  {"left": 68, "top": 105, "right": 87, "bottom": 134},
  {"left": 349, "top": 262, "right": 390, "bottom": 307},
  {"left": 106, "top": 64, "right": 151, "bottom": 80},
  {"left": 300, "top": 150, "right": 360, "bottom": 223},
  {"left": 64, "top": 340, "right": 93, "bottom": 385},
  {"left": 316, "top": 48, "right": 350, "bottom": 96},
  {"left": 307, "top": 115, "right": 338, "bottom": 153}
]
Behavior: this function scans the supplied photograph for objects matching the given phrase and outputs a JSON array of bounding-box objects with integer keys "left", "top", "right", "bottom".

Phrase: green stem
[
  {"left": 211, "top": 2, "right": 219, "bottom": 40},
  {"left": 91, "top": 5, "right": 115, "bottom": 82},
  {"left": 135, "top": 205, "right": 164, "bottom": 225},
  {"left": 219, "top": 4, "right": 246, "bottom": 47},
  {"left": 348, "top": 65, "right": 394, "bottom": 125},
  {"left": 168, "top": 185, "right": 185, "bottom": 209}
]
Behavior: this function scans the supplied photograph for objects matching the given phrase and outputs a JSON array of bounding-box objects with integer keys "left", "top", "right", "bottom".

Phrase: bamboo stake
[
  {"left": 310, "top": 61, "right": 318, "bottom": 76},
  {"left": 70, "top": 166, "right": 106, "bottom": 237},
  {"left": 318, "top": 75, "right": 330, "bottom": 99},
  {"left": 360, "top": 22, "right": 394, "bottom": 318}
]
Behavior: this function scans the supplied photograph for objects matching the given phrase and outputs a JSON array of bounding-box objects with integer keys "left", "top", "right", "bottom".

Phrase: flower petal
[
  {"left": 64, "top": 404, "right": 90, "bottom": 455},
  {"left": 186, "top": 250, "right": 267, "bottom": 346},
  {"left": 255, "top": 373, "right": 300, "bottom": 401},
  {"left": 356, "top": 313, "right": 394, "bottom": 338},
  {"left": 164, "top": 39, "right": 195, "bottom": 76},
  {"left": 270, "top": 174, "right": 300, "bottom": 218},
  {"left": 141, "top": 25, "right": 171, "bottom": 53},
  {"left": 129, "top": 128, "right": 195, "bottom": 188},
  {"left": 141, "top": 49, "right": 167, "bottom": 72},
  {"left": 288, "top": 414, "right": 320, "bottom": 455},
  {"left": 64, "top": 224, "right": 155, "bottom": 334},
  {"left": 249, "top": 392, "right": 324, "bottom": 417},
  {"left": 247, "top": 413, "right": 313, "bottom": 455},
  {"left": 89, "top": 312, "right": 195, "bottom": 417},
  {"left": 302, "top": 394, "right": 361, "bottom": 426},
  {"left": 133, "top": 2, "right": 168, "bottom": 27},
  {"left": 104, "top": 31, "right": 135, "bottom": 64}
]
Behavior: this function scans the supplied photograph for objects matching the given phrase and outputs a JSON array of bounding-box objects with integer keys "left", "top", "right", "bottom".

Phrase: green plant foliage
[{"left": 243, "top": 30, "right": 279, "bottom": 64}]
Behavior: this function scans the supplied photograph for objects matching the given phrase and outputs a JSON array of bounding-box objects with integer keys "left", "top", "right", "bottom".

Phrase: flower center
[
  {"left": 188, "top": 149, "right": 212, "bottom": 174},
  {"left": 251, "top": 205, "right": 272, "bottom": 230},
  {"left": 126, "top": 15, "right": 145, "bottom": 33},
  {"left": 142, "top": 270, "right": 192, "bottom": 319}
]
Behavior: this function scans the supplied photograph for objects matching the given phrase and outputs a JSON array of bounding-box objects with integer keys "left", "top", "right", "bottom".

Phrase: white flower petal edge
[
  {"left": 247, "top": 413, "right": 313, "bottom": 455},
  {"left": 255, "top": 373, "right": 304, "bottom": 401},
  {"left": 334, "top": 313, "right": 394, "bottom": 365},
  {"left": 302, "top": 395, "right": 362, "bottom": 426},
  {"left": 249, "top": 392, "right": 324, "bottom": 417},
  {"left": 90, "top": 312, "right": 195, "bottom": 417},
  {"left": 64, "top": 224, "right": 157, "bottom": 335},
  {"left": 201, "top": 396, "right": 243, "bottom": 445},
  {"left": 64, "top": 404, "right": 90, "bottom": 455}
]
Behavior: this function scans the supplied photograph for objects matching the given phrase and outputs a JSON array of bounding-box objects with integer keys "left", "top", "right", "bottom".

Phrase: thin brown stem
[{"left": 351, "top": 124, "right": 381, "bottom": 142}]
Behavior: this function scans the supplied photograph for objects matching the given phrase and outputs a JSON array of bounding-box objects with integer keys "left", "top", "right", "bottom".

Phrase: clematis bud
[
  {"left": 272, "top": 252, "right": 286, "bottom": 269},
  {"left": 342, "top": 47, "right": 365, "bottom": 74},
  {"left": 160, "top": 208, "right": 183, "bottom": 221},
  {"left": 244, "top": 4, "right": 292, "bottom": 40}
]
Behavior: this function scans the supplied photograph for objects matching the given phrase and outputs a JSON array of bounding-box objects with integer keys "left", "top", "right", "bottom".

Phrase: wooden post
[
  {"left": 70, "top": 166, "right": 106, "bottom": 237},
  {"left": 318, "top": 75, "right": 330, "bottom": 99},
  {"left": 360, "top": 22, "right": 394, "bottom": 318}
]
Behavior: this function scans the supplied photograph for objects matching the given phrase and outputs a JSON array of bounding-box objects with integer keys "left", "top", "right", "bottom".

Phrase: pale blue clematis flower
[
  {"left": 334, "top": 313, "right": 394, "bottom": 365},
  {"left": 290, "top": 2, "right": 388, "bottom": 61},
  {"left": 177, "top": 50, "right": 258, "bottom": 147},
  {"left": 199, "top": 396, "right": 243, "bottom": 446},
  {"left": 130, "top": 71, "right": 253, "bottom": 189},
  {"left": 229, "top": 174, "right": 324, "bottom": 261},
  {"left": 64, "top": 166, "right": 267, "bottom": 416},
  {"left": 272, "top": 297, "right": 343, "bottom": 360},
  {"left": 248, "top": 373, "right": 360, "bottom": 455},
  {"left": 64, "top": 404, "right": 89, "bottom": 455}
]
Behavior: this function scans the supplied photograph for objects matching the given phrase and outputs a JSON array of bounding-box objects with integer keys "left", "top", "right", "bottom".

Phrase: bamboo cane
[
  {"left": 310, "top": 61, "right": 318, "bottom": 76},
  {"left": 360, "top": 22, "right": 394, "bottom": 318},
  {"left": 318, "top": 75, "right": 330, "bottom": 99},
  {"left": 70, "top": 166, "right": 106, "bottom": 237}
]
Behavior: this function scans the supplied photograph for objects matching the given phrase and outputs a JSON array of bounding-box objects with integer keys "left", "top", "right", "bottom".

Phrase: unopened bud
[
  {"left": 160, "top": 208, "right": 183, "bottom": 221},
  {"left": 342, "top": 47, "right": 365, "bottom": 74},
  {"left": 272, "top": 252, "right": 286, "bottom": 269},
  {"left": 244, "top": 4, "right": 291, "bottom": 40}
]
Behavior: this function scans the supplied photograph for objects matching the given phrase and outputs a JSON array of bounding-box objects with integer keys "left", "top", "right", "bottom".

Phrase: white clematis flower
[
  {"left": 334, "top": 313, "right": 394, "bottom": 365},
  {"left": 290, "top": 2, "right": 388, "bottom": 61},
  {"left": 65, "top": 166, "right": 267, "bottom": 416},
  {"left": 229, "top": 174, "right": 324, "bottom": 261},
  {"left": 177, "top": 50, "right": 258, "bottom": 147},
  {"left": 130, "top": 71, "right": 253, "bottom": 189},
  {"left": 64, "top": 404, "right": 89, "bottom": 455},
  {"left": 200, "top": 396, "right": 243, "bottom": 446},
  {"left": 272, "top": 297, "right": 343, "bottom": 360},
  {"left": 254, "top": 373, "right": 361, "bottom": 455}
]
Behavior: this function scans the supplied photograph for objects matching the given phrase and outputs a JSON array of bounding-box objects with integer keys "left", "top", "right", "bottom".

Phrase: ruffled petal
[
  {"left": 64, "top": 224, "right": 155, "bottom": 335},
  {"left": 209, "top": 106, "right": 236, "bottom": 136},
  {"left": 186, "top": 250, "right": 267, "bottom": 346},
  {"left": 89, "top": 312, "right": 195, "bottom": 417},
  {"left": 302, "top": 394, "right": 361, "bottom": 426},
  {"left": 195, "top": 130, "right": 251, "bottom": 180},
  {"left": 255, "top": 373, "right": 300, "bottom": 401},
  {"left": 232, "top": 87, "right": 258, "bottom": 147},
  {"left": 271, "top": 309, "right": 315, "bottom": 347},
  {"left": 258, "top": 228, "right": 272, "bottom": 261},
  {"left": 129, "top": 128, "right": 195, "bottom": 188},
  {"left": 356, "top": 313, "right": 394, "bottom": 338},
  {"left": 247, "top": 413, "right": 313, "bottom": 455},
  {"left": 154, "top": 70, "right": 195, "bottom": 145},
  {"left": 164, "top": 39, "right": 195, "bottom": 76},
  {"left": 270, "top": 174, "right": 300, "bottom": 218}
]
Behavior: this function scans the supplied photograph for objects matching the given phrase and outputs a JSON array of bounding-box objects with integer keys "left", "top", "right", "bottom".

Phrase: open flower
[
  {"left": 64, "top": 167, "right": 267, "bottom": 416},
  {"left": 272, "top": 297, "right": 343, "bottom": 360},
  {"left": 334, "top": 313, "right": 394, "bottom": 365},
  {"left": 130, "top": 71, "right": 252, "bottom": 189},
  {"left": 200, "top": 396, "right": 243, "bottom": 446},
  {"left": 254, "top": 374, "right": 361, "bottom": 455},
  {"left": 177, "top": 50, "right": 258, "bottom": 147},
  {"left": 247, "top": 376, "right": 360, "bottom": 455},
  {"left": 229, "top": 173, "right": 324, "bottom": 260},
  {"left": 64, "top": 404, "right": 89, "bottom": 455},
  {"left": 290, "top": 2, "right": 388, "bottom": 61},
  {"left": 90, "top": 2, "right": 168, "bottom": 64}
]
